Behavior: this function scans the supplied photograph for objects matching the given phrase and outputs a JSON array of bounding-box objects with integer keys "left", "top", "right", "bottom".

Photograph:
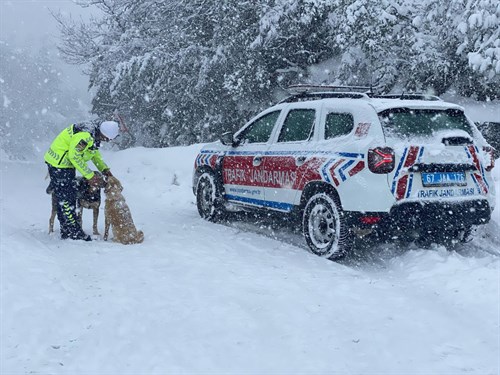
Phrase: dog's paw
[{"left": 90, "top": 234, "right": 103, "bottom": 241}]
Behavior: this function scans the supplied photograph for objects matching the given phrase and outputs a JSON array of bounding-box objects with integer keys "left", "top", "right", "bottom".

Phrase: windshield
[{"left": 378, "top": 108, "right": 473, "bottom": 139}]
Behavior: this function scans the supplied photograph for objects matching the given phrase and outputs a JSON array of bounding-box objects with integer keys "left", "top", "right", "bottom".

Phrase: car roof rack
[
  {"left": 279, "top": 84, "right": 372, "bottom": 103},
  {"left": 287, "top": 84, "right": 373, "bottom": 94},
  {"left": 279, "top": 92, "right": 369, "bottom": 103},
  {"left": 368, "top": 93, "right": 442, "bottom": 101}
]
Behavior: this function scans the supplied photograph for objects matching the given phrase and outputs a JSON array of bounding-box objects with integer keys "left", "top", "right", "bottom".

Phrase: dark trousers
[{"left": 46, "top": 164, "right": 84, "bottom": 237}]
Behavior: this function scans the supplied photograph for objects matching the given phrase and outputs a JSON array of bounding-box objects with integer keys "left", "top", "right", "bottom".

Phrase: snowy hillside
[{"left": 1, "top": 144, "right": 499, "bottom": 374}]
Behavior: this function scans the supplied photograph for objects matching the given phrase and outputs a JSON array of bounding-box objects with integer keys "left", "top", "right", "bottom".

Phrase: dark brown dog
[
  {"left": 47, "top": 173, "right": 106, "bottom": 235},
  {"left": 103, "top": 176, "right": 144, "bottom": 244}
]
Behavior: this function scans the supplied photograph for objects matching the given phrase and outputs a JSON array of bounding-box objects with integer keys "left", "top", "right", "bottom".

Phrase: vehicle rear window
[{"left": 378, "top": 108, "right": 473, "bottom": 138}]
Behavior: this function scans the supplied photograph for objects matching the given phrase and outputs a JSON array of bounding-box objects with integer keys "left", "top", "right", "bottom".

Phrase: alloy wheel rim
[{"left": 308, "top": 202, "right": 337, "bottom": 249}]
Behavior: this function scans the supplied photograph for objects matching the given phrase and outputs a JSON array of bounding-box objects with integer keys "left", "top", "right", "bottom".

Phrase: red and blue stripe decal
[
  {"left": 391, "top": 146, "right": 424, "bottom": 200},
  {"left": 224, "top": 194, "right": 294, "bottom": 211},
  {"left": 195, "top": 150, "right": 220, "bottom": 169},
  {"left": 321, "top": 159, "right": 366, "bottom": 186},
  {"left": 465, "top": 145, "right": 489, "bottom": 194},
  {"left": 198, "top": 150, "right": 365, "bottom": 188},
  {"left": 320, "top": 153, "right": 365, "bottom": 186}
]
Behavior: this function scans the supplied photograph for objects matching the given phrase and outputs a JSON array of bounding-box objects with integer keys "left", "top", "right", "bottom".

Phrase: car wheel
[
  {"left": 196, "top": 172, "right": 226, "bottom": 222},
  {"left": 303, "top": 192, "right": 352, "bottom": 260}
]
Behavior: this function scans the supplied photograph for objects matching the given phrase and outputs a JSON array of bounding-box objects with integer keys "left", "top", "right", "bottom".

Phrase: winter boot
[
  {"left": 60, "top": 228, "right": 70, "bottom": 240},
  {"left": 69, "top": 229, "right": 92, "bottom": 241}
]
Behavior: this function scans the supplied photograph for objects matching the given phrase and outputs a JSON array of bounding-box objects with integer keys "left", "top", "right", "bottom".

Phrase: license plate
[{"left": 421, "top": 172, "right": 467, "bottom": 187}]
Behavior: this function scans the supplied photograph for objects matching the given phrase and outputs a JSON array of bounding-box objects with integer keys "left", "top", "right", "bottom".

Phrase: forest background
[{"left": 1, "top": 0, "right": 498, "bottom": 156}]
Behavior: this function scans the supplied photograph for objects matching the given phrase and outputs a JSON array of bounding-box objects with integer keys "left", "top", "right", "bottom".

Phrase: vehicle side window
[
  {"left": 278, "top": 109, "right": 316, "bottom": 143},
  {"left": 325, "top": 113, "right": 354, "bottom": 139},
  {"left": 239, "top": 111, "right": 280, "bottom": 144}
]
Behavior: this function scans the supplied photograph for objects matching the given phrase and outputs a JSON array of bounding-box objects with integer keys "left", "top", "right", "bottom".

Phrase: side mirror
[{"left": 220, "top": 131, "right": 238, "bottom": 147}]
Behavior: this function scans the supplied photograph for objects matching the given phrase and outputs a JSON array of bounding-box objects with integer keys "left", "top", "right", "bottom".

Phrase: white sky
[
  {"left": 0, "top": 0, "right": 100, "bottom": 103},
  {"left": 0, "top": 0, "right": 96, "bottom": 46}
]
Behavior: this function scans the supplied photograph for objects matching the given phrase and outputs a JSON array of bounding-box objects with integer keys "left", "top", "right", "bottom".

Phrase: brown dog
[
  {"left": 47, "top": 174, "right": 106, "bottom": 235},
  {"left": 103, "top": 176, "right": 144, "bottom": 244}
]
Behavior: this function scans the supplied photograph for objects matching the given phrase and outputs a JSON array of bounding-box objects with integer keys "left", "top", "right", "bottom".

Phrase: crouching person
[{"left": 44, "top": 120, "right": 119, "bottom": 240}]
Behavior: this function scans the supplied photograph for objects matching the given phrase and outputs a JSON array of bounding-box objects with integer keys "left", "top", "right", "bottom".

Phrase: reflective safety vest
[{"left": 44, "top": 124, "right": 109, "bottom": 179}]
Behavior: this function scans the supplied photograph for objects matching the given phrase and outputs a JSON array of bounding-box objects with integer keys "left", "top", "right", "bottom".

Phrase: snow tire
[
  {"left": 196, "top": 172, "right": 226, "bottom": 222},
  {"left": 303, "top": 192, "right": 352, "bottom": 260}
]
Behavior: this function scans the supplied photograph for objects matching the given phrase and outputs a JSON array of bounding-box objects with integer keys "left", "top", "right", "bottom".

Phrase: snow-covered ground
[{"left": 1, "top": 142, "right": 499, "bottom": 374}]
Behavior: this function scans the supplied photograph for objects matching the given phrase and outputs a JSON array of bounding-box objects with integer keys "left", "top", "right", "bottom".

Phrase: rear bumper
[
  {"left": 388, "top": 199, "right": 491, "bottom": 228},
  {"left": 348, "top": 199, "right": 492, "bottom": 234}
]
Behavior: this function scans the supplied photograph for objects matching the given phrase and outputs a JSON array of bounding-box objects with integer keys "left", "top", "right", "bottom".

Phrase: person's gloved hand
[{"left": 102, "top": 169, "right": 113, "bottom": 177}]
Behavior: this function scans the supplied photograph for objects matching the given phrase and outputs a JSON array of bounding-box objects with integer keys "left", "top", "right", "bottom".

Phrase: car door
[
  {"left": 263, "top": 107, "right": 318, "bottom": 211},
  {"left": 321, "top": 107, "right": 365, "bottom": 179},
  {"left": 222, "top": 110, "right": 282, "bottom": 208}
]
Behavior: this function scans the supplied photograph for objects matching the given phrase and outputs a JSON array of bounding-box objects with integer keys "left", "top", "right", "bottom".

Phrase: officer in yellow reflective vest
[{"left": 44, "top": 121, "right": 119, "bottom": 240}]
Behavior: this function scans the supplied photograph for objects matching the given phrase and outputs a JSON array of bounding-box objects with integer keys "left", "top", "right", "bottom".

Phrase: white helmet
[{"left": 100, "top": 121, "right": 120, "bottom": 140}]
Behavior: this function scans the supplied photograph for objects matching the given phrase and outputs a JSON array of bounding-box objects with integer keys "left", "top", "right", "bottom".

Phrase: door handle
[
  {"left": 253, "top": 156, "right": 262, "bottom": 167},
  {"left": 295, "top": 156, "right": 306, "bottom": 166}
]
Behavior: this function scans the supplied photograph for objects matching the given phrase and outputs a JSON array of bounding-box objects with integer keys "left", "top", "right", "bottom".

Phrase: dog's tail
[
  {"left": 136, "top": 230, "right": 144, "bottom": 244},
  {"left": 45, "top": 173, "right": 54, "bottom": 195}
]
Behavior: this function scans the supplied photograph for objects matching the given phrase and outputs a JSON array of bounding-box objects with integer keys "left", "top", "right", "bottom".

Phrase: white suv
[{"left": 193, "top": 86, "right": 496, "bottom": 259}]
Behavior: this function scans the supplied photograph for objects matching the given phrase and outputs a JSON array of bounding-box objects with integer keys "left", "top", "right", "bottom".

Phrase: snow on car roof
[
  {"left": 295, "top": 96, "right": 465, "bottom": 113},
  {"left": 366, "top": 97, "right": 465, "bottom": 113},
  {"left": 280, "top": 88, "right": 466, "bottom": 113},
  {"left": 273, "top": 95, "right": 467, "bottom": 116}
]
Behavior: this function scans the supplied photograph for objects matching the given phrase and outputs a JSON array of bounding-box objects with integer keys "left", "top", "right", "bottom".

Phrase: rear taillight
[
  {"left": 483, "top": 146, "right": 496, "bottom": 172},
  {"left": 368, "top": 147, "right": 395, "bottom": 174}
]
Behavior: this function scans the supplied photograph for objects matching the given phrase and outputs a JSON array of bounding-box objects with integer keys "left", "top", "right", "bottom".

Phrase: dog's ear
[
  {"left": 109, "top": 176, "right": 123, "bottom": 192},
  {"left": 95, "top": 171, "right": 106, "bottom": 188},
  {"left": 104, "top": 176, "right": 114, "bottom": 194},
  {"left": 104, "top": 176, "right": 122, "bottom": 194},
  {"left": 98, "top": 177, "right": 107, "bottom": 189}
]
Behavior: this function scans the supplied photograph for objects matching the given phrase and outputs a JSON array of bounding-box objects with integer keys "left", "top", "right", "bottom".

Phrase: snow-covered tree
[
  {"left": 412, "top": 0, "right": 500, "bottom": 98},
  {"left": 56, "top": 0, "right": 499, "bottom": 148},
  {"left": 328, "top": 0, "right": 416, "bottom": 90},
  {"left": 460, "top": 0, "right": 499, "bottom": 78}
]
